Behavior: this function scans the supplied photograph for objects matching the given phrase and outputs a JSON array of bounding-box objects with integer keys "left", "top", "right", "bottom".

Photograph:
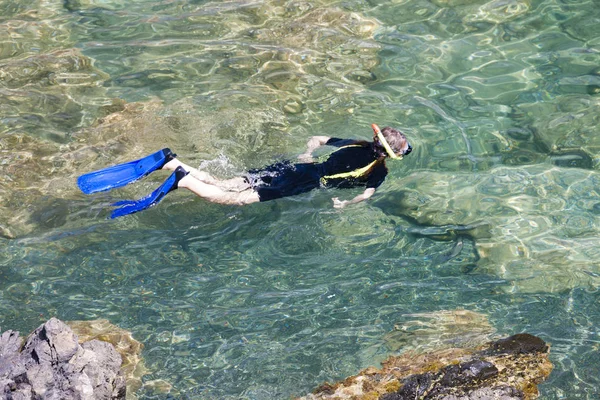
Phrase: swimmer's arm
[
  {"left": 298, "top": 136, "right": 331, "bottom": 162},
  {"left": 332, "top": 188, "right": 376, "bottom": 209}
]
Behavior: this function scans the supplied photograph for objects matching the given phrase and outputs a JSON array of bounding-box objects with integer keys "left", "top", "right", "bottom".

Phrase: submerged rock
[
  {"left": 0, "top": 48, "right": 109, "bottom": 89},
  {"left": 383, "top": 309, "right": 495, "bottom": 353},
  {"left": 375, "top": 164, "right": 600, "bottom": 293},
  {"left": 0, "top": 99, "right": 166, "bottom": 238},
  {"left": 300, "top": 333, "right": 552, "bottom": 400},
  {"left": 0, "top": 318, "right": 126, "bottom": 399}
]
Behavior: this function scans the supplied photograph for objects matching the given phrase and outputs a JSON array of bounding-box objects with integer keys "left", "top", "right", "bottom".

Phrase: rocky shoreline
[{"left": 1, "top": 318, "right": 552, "bottom": 399}]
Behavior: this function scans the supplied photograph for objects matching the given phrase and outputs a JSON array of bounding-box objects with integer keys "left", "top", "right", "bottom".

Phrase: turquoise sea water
[{"left": 1, "top": 0, "right": 600, "bottom": 398}]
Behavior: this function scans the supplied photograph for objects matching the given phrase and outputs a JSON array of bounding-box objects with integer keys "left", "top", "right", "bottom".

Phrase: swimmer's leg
[
  {"left": 177, "top": 174, "right": 260, "bottom": 206},
  {"left": 163, "top": 158, "right": 250, "bottom": 192}
]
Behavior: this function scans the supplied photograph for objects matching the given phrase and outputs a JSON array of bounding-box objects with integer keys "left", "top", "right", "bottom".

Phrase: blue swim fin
[
  {"left": 110, "top": 166, "right": 189, "bottom": 219},
  {"left": 77, "top": 148, "right": 176, "bottom": 194}
]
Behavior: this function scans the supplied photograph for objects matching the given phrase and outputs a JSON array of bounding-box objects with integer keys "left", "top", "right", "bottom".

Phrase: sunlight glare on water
[{"left": 1, "top": 0, "right": 600, "bottom": 398}]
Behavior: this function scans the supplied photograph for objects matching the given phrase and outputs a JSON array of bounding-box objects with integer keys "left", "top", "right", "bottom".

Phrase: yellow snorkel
[{"left": 372, "top": 123, "right": 401, "bottom": 159}]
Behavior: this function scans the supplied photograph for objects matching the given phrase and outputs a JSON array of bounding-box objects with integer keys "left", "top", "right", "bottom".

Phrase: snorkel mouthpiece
[{"left": 372, "top": 123, "right": 401, "bottom": 159}]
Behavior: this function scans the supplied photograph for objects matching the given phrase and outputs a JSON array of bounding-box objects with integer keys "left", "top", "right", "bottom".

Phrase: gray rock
[
  {"left": 0, "top": 318, "right": 126, "bottom": 400},
  {"left": 8, "top": 384, "right": 33, "bottom": 400},
  {"left": 0, "top": 329, "right": 22, "bottom": 355},
  {"left": 69, "top": 340, "right": 125, "bottom": 399},
  {"left": 0, "top": 330, "right": 23, "bottom": 378},
  {"left": 21, "top": 317, "right": 80, "bottom": 367},
  {"left": 26, "top": 363, "right": 54, "bottom": 397}
]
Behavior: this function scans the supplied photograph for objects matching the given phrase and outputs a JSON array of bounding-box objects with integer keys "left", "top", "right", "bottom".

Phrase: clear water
[{"left": 1, "top": 0, "right": 600, "bottom": 398}]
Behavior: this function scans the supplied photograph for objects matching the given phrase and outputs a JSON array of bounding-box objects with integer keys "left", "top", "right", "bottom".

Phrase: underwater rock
[
  {"left": 252, "top": 6, "right": 378, "bottom": 45},
  {"left": 0, "top": 318, "right": 126, "bottom": 399},
  {"left": 375, "top": 164, "right": 600, "bottom": 293},
  {"left": 0, "top": 48, "right": 109, "bottom": 89},
  {"left": 300, "top": 333, "right": 552, "bottom": 400},
  {"left": 430, "top": 0, "right": 531, "bottom": 25},
  {"left": 383, "top": 310, "right": 495, "bottom": 353},
  {"left": 513, "top": 91, "right": 600, "bottom": 159},
  {"left": 421, "top": 0, "right": 532, "bottom": 25},
  {"left": 0, "top": 47, "right": 112, "bottom": 140},
  {"left": 462, "top": 0, "right": 531, "bottom": 24},
  {"left": 429, "top": 0, "right": 484, "bottom": 6},
  {"left": 0, "top": 98, "right": 181, "bottom": 238}
]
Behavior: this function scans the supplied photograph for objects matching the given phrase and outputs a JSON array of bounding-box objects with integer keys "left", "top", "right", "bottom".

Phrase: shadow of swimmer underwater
[{"left": 77, "top": 124, "right": 413, "bottom": 219}]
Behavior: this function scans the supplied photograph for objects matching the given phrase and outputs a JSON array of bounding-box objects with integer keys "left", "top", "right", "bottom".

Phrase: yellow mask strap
[{"left": 375, "top": 129, "right": 401, "bottom": 159}]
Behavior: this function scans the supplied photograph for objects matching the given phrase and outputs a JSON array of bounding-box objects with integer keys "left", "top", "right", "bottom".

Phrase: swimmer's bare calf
[{"left": 163, "top": 158, "right": 259, "bottom": 206}]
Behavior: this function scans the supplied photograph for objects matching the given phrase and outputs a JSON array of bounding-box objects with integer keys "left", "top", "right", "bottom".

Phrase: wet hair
[{"left": 374, "top": 127, "right": 411, "bottom": 158}]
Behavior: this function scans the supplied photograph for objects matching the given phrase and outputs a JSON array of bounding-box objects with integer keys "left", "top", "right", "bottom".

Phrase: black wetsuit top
[{"left": 245, "top": 138, "right": 388, "bottom": 202}]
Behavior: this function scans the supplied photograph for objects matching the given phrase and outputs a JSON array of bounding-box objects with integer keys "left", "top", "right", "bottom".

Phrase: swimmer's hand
[
  {"left": 332, "top": 188, "right": 376, "bottom": 208},
  {"left": 332, "top": 197, "right": 348, "bottom": 208}
]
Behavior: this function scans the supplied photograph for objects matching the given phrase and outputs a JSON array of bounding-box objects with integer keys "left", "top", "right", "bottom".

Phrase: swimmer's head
[{"left": 371, "top": 124, "right": 412, "bottom": 159}]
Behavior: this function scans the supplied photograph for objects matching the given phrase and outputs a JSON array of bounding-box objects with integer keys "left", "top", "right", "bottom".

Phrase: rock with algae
[{"left": 299, "top": 333, "right": 552, "bottom": 400}]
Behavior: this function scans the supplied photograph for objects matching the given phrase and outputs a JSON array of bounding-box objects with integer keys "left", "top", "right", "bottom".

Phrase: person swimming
[{"left": 77, "top": 124, "right": 412, "bottom": 218}]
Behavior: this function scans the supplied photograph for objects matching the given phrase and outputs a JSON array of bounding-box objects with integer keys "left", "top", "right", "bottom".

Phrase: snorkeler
[{"left": 77, "top": 124, "right": 412, "bottom": 218}]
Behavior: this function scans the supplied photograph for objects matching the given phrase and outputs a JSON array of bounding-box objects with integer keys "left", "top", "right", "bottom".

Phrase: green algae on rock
[{"left": 299, "top": 333, "right": 552, "bottom": 400}]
